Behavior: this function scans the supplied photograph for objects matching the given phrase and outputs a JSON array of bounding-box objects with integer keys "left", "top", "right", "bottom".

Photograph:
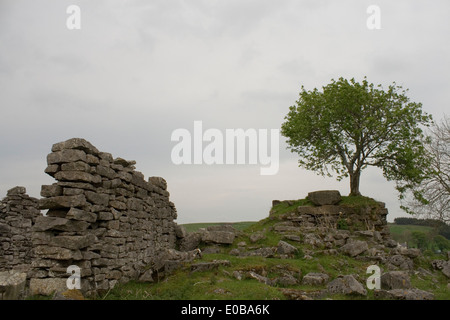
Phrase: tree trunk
[{"left": 349, "top": 170, "right": 361, "bottom": 196}]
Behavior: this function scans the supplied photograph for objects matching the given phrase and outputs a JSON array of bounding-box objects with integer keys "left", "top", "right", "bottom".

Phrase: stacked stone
[
  {"left": 272, "top": 190, "right": 390, "bottom": 239},
  {"left": 0, "top": 186, "right": 40, "bottom": 272},
  {"left": 29, "top": 138, "right": 177, "bottom": 296}
]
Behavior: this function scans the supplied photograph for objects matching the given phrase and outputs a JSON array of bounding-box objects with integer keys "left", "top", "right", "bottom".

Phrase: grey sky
[{"left": 1, "top": 0, "right": 449, "bottom": 223}]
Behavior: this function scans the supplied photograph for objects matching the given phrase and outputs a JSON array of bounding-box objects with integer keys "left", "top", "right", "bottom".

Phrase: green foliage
[
  {"left": 411, "top": 231, "right": 429, "bottom": 250},
  {"left": 337, "top": 218, "right": 349, "bottom": 230},
  {"left": 281, "top": 77, "right": 432, "bottom": 196}
]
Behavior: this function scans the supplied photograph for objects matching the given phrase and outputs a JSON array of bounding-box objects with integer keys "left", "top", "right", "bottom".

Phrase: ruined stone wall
[
  {"left": 0, "top": 187, "right": 40, "bottom": 272},
  {"left": 28, "top": 138, "right": 178, "bottom": 296},
  {"left": 272, "top": 190, "right": 390, "bottom": 239}
]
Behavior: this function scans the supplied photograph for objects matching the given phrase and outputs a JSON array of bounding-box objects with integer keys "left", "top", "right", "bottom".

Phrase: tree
[
  {"left": 281, "top": 77, "right": 433, "bottom": 196},
  {"left": 402, "top": 116, "right": 450, "bottom": 223}
]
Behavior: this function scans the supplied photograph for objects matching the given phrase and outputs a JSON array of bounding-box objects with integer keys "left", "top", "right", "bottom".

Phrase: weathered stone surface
[
  {"left": 52, "top": 234, "right": 97, "bottom": 250},
  {"left": 51, "top": 138, "right": 99, "bottom": 155},
  {"left": 29, "top": 278, "right": 68, "bottom": 296},
  {"left": 441, "top": 262, "right": 450, "bottom": 278},
  {"left": 33, "top": 216, "right": 89, "bottom": 232},
  {"left": 61, "top": 161, "right": 91, "bottom": 172},
  {"left": 301, "top": 272, "right": 329, "bottom": 286},
  {"left": 345, "top": 239, "right": 370, "bottom": 254},
  {"left": 340, "top": 240, "right": 369, "bottom": 257},
  {"left": 174, "top": 224, "right": 187, "bottom": 239},
  {"left": 277, "top": 240, "right": 298, "bottom": 255},
  {"left": 0, "top": 271, "right": 27, "bottom": 300},
  {"left": 381, "top": 271, "right": 411, "bottom": 290},
  {"left": 202, "top": 231, "right": 235, "bottom": 245},
  {"left": 85, "top": 191, "right": 110, "bottom": 206},
  {"left": 249, "top": 231, "right": 266, "bottom": 243},
  {"left": 34, "top": 246, "right": 82, "bottom": 260},
  {"left": 248, "top": 271, "right": 274, "bottom": 286},
  {"left": 7, "top": 186, "right": 27, "bottom": 196},
  {"left": 47, "top": 149, "right": 87, "bottom": 165},
  {"left": 66, "top": 208, "right": 97, "bottom": 223},
  {"left": 387, "top": 255, "right": 414, "bottom": 270},
  {"left": 307, "top": 190, "right": 342, "bottom": 206},
  {"left": 327, "top": 275, "right": 367, "bottom": 296},
  {"left": 54, "top": 171, "right": 95, "bottom": 183},
  {"left": 374, "top": 288, "right": 434, "bottom": 300},
  {"left": 149, "top": 176, "right": 167, "bottom": 190},
  {"left": 38, "top": 195, "right": 87, "bottom": 209},
  {"left": 40, "top": 185, "right": 63, "bottom": 198}
]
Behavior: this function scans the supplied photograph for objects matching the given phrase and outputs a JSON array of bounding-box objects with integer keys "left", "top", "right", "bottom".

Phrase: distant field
[
  {"left": 388, "top": 223, "right": 433, "bottom": 236},
  {"left": 181, "top": 221, "right": 256, "bottom": 233}
]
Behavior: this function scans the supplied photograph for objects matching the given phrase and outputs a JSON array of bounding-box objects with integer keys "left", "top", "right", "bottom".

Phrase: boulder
[
  {"left": 277, "top": 240, "right": 298, "bottom": 255},
  {"left": 202, "top": 230, "right": 235, "bottom": 245},
  {"left": 249, "top": 231, "right": 266, "bottom": 243},
  {"left": 387, "top": 255, "right": 414, "bottom": 270},
  {"left": 307, "top": 190, "right": 341, "bottom": 206},
  {"left": 301, "top": 272, "right": 329, "bottom": 286},
  {"left": 179, "top": 232, "right": 202, "bottom": 251},
  {"left": 0, "top": 271, "right": 27, "bottom": 300},
  {"left": 441, "top": 262, "right": 450, "bottom": 278},
  {"left": 374, "top": 288, "right": 434, "bottom": 300},
  {"left": 381, "top": 271, "right": 411, "bottom": 290},
  {"left": 340, "top": 240, "right": 369, "bottom": 257},
  {"left": 327, "top": 275, "right": 367, "bottom": 296}
]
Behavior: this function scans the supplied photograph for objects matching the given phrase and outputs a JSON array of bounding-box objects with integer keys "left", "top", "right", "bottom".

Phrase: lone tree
[{"left": 281, "top": 77, "right": 433, "bottom": 197}]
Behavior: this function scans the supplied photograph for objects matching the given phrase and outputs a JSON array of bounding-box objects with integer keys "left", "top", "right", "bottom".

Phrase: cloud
[{"left": 0, "top": 0, "right": 449, "bottom": 224}]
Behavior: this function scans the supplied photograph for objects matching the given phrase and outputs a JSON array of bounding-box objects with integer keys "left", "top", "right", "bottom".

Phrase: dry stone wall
[
  {"left": 28, "top": 138, "right": 178, "bottom": 296},
  {"left": 0, "top": 187, "right": 40, "bottom": 272}
]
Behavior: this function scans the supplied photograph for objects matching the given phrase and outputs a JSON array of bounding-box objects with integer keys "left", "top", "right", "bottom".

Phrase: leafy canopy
[{"left": 281, "top": 77, "right": 433, "bottom": 196}]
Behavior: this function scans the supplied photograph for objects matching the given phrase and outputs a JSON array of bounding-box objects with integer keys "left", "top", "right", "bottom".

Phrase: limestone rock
[
  {"left": 38, "top": 194, "right": 87, "bottom": 210},
  {"left": 7, "top": 186, "right": 27, "bottom": 196},
  {"left": 381, "top": 271, "right": 411, "bottom": 290},
  {"left": 307, "top": 190, "right": 341, "bottom": 206},
  {"left": 301, "top": 272, "right": 329, "bottom": 286},
  {"left": 29, "top": 278, "right": 68, "bottom": 296},
  {"left": 0, "top": 271, "right": 27, "bottom": 300},
  {"left": 340, "top": 240, "right": 368, "bottom": 257},
  {"left": 277, "top": 240, "right": 298, "bottom": 256},
  {"left": 249, "top": 231, "right": 266, "bottom": 243},
  {"left": 202, "top": 230, "right": 235, "bottom": 245},
  {"left": 387, "top": 255, "right": 414, "bottom": 270},
  {"left": 374, "top": 288, "right": 434, "bottom": 300},
  {"left": 179, "top": 232, "right": 202, "bottom": 251},
  {"left": 51, "top": 138, "right": 99, "bottom": 155},
  {"left": 327, "top": 275, "right": 367, "bottom": 296}
]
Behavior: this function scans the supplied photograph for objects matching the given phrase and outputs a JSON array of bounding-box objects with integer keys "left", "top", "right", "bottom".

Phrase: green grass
[
  {"left": 94, "top": 198, "right": 449, "bottom": 301},
  {"left": 98, "top": 251, "right": 375, "bottom": 300}
]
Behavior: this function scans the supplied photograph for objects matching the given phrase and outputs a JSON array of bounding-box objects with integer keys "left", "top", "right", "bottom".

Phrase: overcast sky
[{"left": 1, "top": 0, "right": 449, "bottom": 224}]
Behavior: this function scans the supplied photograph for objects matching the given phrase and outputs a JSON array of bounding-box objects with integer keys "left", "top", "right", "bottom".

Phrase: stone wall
[
  {"left": 28, "top": 138, "right": 178, "bottom": 296},
  {"left": 0, "top": 187, "right": 40, "bottom": 272}
]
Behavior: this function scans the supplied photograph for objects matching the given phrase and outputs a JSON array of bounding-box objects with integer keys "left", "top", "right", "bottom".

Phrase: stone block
[{"left": 307, "top": 190, "right": 342, "bottom": 206}]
